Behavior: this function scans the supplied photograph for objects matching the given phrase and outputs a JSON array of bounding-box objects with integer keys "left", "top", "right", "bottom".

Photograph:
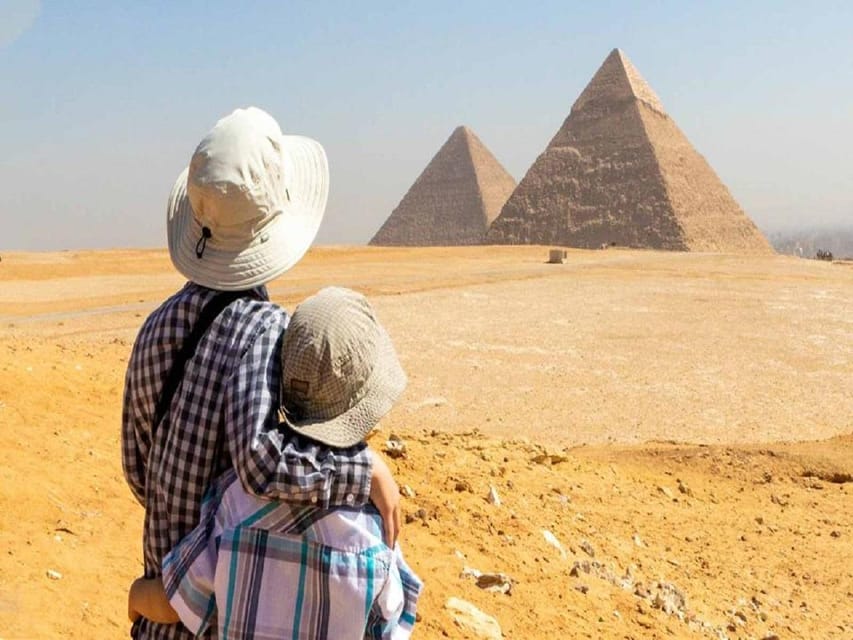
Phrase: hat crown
[
  {"left": 187, "top": 107, "right": 288, "bottom": 243},
  {"left": 283, "top": 288, "right": 380, "bottom": 421}
]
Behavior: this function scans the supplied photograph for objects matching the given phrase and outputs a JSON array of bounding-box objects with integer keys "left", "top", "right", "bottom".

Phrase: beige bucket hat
[
  {"left": 167, "top": 107, "right": 328, "bottom": 291},
  {"left": 281, "top": 287, "right": 407, "bottom": 448}
]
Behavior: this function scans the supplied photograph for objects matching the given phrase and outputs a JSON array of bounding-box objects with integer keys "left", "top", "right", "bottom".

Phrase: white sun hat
[
  {"left": 280, "top": 287, "right": 407, "bottom": 448},
  {"left": 167, "top": 107, "right": 328, "bottom": 291}
]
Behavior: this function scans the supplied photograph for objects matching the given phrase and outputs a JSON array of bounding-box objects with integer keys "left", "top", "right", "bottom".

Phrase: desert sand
[{"left": 0, "top": 246, "right": 850, "bottom": 639}]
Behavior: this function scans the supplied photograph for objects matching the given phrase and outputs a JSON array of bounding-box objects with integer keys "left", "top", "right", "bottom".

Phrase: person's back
[
  {"left": 164, "top": 468, "right": 420, "bottom": 639},
  {"left": 159, "top": 288, "right": 422, "bottom": 639},
  {"left": 123, "top": 283, "right": 285, "bottom": 599}
]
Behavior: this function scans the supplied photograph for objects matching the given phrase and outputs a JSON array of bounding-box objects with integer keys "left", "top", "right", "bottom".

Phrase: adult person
[
  {"left": 121, "top": 107, "right": 401, "bottom": 640},
  {"left": 128, "top": 287, "right": 423, "bottom": 639}
]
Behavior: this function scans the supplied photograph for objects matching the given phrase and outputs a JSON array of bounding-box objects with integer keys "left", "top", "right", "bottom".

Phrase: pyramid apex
[
  {"left": 451, "top": 125, "right": 476, "bottom": 139},
  {"left": 571, "top": 48, "right": 666, "bottom": 115}
]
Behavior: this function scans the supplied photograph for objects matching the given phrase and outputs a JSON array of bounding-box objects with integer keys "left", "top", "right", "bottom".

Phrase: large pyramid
[
  {"left": 487, "top": 49, "right": 773, "bottom": 253},
  {"left": 370, "top": 126, "right": 517, "bottom": 246}
]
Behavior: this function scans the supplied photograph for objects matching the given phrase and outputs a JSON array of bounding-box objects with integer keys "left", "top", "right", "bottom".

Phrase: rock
[
  {"left": 658, "top": 485, "right": 675, "bottom": 500},
  {"left": 634, "top": 583, "right": 651, "bottom": 599},
  {"left": 620, "top": 565, "right": 637, "bottom": 591},
  {"left": 531, "top": 450, "right": 569, "bottom": 465},
  {"left": 400, "top": 485, "right": 416, "bottom": 498},
  {"left": 475, "top": 573, "right": 513, "bottom": 595},
  {"left": 636, "top": 615, "right": 654, "bottom": 629},
  {"left": 803, "top": 477, "right": 824, "bottom": 490},
  {"left": 542, "top": 530, "right": 567, "bottom": 559},
  {"left": 574, "top": 584, "right": 589, "bottom": 594},
  {"left": 487, "top": 485, "right": 501, "bottom": 506},
  {"left": 649, "top": 581, "right": 687, "bottom": 616},
  {"left": 579, "top": 539, "right": 595, "bottom": 557},
  {"left": 677, "top": 479, "right": 693, "bottom": 496},
  {"left": 46, "top": 569, "right": 62, "bottom": 580},
  {"left": 383, "top": 437, "right": 407, "bottom": 459},
  {"left": 445, "top": 597, "right": 503, "bottom": 639},
  {"left": 770, "top": 493, "right": 789, "bottom": 507},
  {"left": 632, "top": 533, "right": 645, "bottom": 547},
  {"left": 404, "top": 508, "right": 427, "bottom": 525},
  {"left": 454, "top": 480, "right": 473, "bottom": 493}
]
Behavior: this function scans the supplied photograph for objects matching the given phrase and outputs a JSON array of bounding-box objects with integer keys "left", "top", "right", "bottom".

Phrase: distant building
[
  {"left": 370, "top": 126, "right": 516, "bottom": 246},
  {"left": 487, "top": 49, "right": 773, "bottom": 254}
]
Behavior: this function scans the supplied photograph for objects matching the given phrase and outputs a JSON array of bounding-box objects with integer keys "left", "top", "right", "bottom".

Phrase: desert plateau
[{"left": 0, "top": 245, "right": 851, "bottom": 639}]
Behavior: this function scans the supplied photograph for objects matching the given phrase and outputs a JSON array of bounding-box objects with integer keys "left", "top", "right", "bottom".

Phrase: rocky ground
[{"left": 0, "top": 246, "right": 850, "bottom": 639}]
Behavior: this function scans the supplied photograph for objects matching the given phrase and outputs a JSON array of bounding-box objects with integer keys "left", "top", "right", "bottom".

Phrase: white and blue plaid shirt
[
  {"left": 122, "top": 283, "right": 373, "bottom": 640},
  {"left": 162, "top": 470, "right": 422, "bottom": 640}
]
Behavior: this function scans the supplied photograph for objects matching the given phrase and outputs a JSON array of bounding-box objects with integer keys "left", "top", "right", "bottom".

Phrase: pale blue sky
[{"left": 1, "top": 1, "right": 851, "bottom": 250}]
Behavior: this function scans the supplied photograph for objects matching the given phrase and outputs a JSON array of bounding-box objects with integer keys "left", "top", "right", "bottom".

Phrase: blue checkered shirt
[
  {"left": 162, "top": 470, "right": 422, "bottom": 640},
  {"left": 122, "top": 283, "right": 373, "bottom": 640}
]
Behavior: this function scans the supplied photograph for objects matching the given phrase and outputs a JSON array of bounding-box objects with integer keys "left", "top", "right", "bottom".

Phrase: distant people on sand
[
  {"left": 128, "top": 287, "right": 422, "bottom": 638},
  {"left": 121, "top": 108, "right": 406, "bottom": 639}
]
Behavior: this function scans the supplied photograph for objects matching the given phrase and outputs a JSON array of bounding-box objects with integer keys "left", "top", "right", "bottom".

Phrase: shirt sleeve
[
  {"left": 121, "top": 336, "right": 150, "bottom": 507},
  {"left": 223, "top": 314, "right": 373, "bottom": 509},
  {"left": 161, "top": 484, "right": 222, "bottom": 636},
  {"left": 367, "top": 546, "right": 422, "bottom": 639}
]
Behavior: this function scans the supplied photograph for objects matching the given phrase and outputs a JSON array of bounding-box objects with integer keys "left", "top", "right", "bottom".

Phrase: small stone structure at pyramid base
[
  {"left": 371, "top": 126, "right": 517, "bottom": 247},
  {"left": 487, "top": 48, "right": 773, "bottom": 255}
]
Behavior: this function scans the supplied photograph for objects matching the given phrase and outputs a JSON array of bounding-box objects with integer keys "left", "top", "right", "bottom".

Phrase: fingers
[
  {"left": 386, "top": 498, "right": 401, "bottom": 548},
  {"left": 392, "top": 500, "right": 401, "bottom": 547},
  {"left": 383, "top": 509, "right": 394, "bottom": 548}
]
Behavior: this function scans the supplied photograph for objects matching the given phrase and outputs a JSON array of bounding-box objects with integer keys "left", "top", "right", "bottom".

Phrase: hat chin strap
[{"left": 195, "top": 226, "right": 212, "bottom": 259}]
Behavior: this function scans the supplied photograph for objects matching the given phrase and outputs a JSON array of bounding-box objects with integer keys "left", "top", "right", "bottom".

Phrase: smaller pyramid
[{"left": 370, "top": 126, "right": 517, "bottom": 246}]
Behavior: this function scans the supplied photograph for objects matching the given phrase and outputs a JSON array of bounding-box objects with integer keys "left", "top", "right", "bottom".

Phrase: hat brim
[
  {"left": 167, "top": 135, "right": 328, "bottom": 291},
  {"left": 282, "top": 325, "right": 407, "bottom": 448}
]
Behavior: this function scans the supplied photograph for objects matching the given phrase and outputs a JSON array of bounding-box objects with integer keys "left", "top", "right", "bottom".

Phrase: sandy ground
[{"left": 0, "top": 246, "right": 850, "bottom": 639}]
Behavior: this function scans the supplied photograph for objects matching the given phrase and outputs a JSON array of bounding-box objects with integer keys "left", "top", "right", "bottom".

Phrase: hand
[{"left": 369, "top": 450, "right": 401, "bottom": 547}]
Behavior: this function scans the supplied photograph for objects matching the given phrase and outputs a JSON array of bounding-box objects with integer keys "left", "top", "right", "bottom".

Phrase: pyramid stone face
[
  {"left": 370, "top": 126, "right": 517, "bottom": 246},
  {"left": 488, "top": 49, "right": 773, "bottom": 254}
]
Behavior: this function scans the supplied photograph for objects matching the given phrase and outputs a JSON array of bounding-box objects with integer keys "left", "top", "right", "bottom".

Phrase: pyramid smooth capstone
[
  {"left": 487, "top": 49, "right": 773, "bottom": 254},
  {"left": 370, "top": 126, "right": 517, "bottom": 246}
]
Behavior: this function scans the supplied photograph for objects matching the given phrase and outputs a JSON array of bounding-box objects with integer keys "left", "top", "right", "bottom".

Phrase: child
[{"left": 128, "top": 287, "right": 422, "bottom": 639}]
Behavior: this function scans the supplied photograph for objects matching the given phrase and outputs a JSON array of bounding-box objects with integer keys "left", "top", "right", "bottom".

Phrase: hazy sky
[{"left": 1, "top": 1, "right": 851, "bottom": 251}]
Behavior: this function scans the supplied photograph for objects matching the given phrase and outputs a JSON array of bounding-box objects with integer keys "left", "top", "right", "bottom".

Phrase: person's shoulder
[
  {"left": 228, "top": 295, "right": 287, "bottom": 335},
  {"left": 134, "top": 283, "right": 198, "bottom": 338}
]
